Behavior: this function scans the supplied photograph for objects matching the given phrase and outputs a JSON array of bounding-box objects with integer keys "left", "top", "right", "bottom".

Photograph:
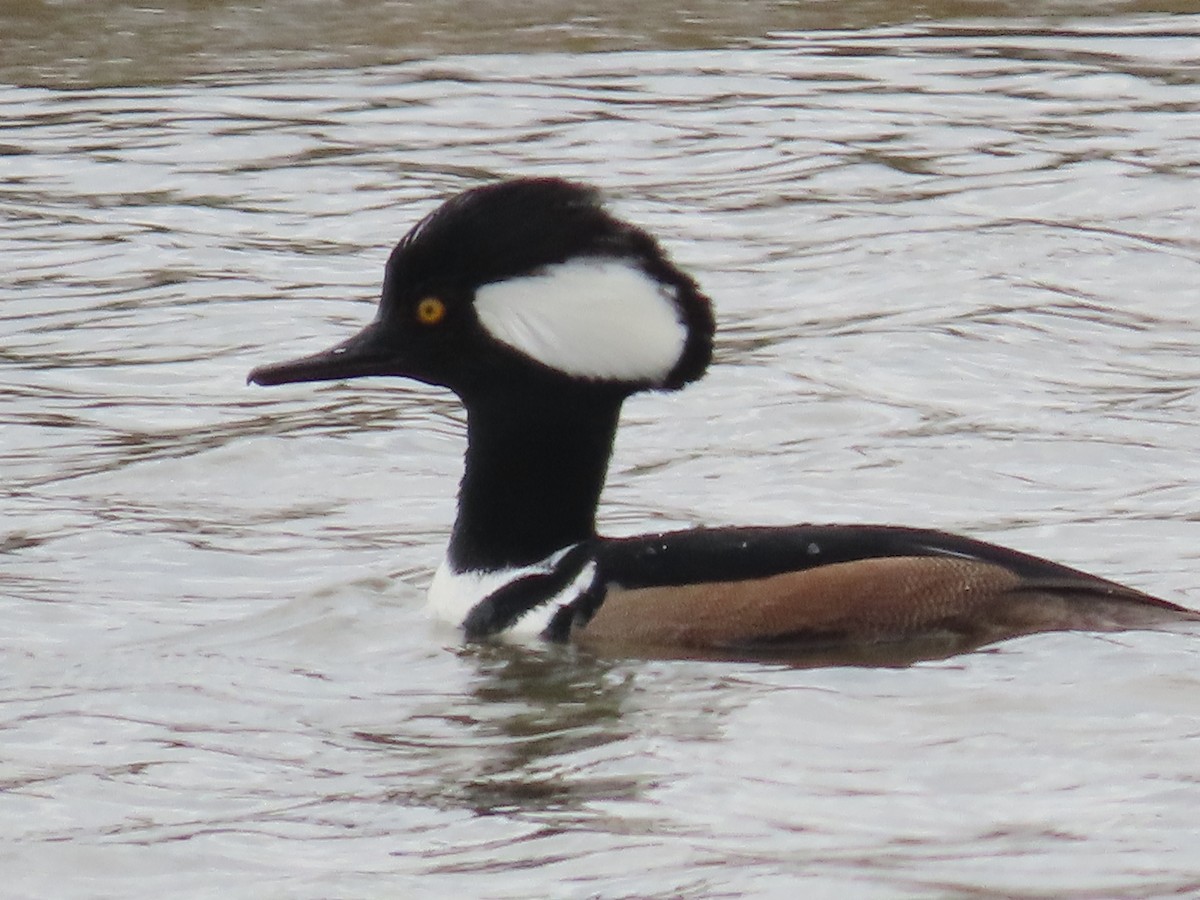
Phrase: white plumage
[{"left": 475, "top": 257, "right": 687, "bottom": 383}]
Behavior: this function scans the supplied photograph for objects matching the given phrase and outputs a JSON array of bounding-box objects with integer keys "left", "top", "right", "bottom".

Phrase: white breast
[{"left": 427, "top": 545, "right": 598, "bottom": 637}]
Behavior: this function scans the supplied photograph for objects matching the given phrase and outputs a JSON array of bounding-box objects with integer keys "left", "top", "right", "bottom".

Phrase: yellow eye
[{"left": 415, "top": 297, "right": 446, "bottom": 326}]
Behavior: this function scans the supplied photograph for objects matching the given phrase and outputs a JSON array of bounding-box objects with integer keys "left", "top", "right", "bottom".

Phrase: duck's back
[{"left": 561, "top": 526, "right": 1196, "bottom": 658}]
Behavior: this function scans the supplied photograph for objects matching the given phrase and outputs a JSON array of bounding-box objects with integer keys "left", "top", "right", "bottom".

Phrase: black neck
[{"left": 447, "top": 381, "right": 625, "bottom": 572}]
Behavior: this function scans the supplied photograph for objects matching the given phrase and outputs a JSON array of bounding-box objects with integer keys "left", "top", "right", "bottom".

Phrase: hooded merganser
[{"left": 248, "top": 177, "right": 1197, "bottom": 662}]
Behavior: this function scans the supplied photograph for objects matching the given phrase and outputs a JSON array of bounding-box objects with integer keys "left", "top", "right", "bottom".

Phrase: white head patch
[{"left": 474, "top": 257, "right": 687, "bottom": 383}]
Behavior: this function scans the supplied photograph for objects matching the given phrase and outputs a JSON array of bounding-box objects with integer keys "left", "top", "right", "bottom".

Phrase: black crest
[{"left": 387, "top": 178, "right": 715, "bottom": 390}]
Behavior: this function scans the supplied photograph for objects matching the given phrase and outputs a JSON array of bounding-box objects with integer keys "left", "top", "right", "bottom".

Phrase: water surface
[{"left": 3, "top": 5, "right": 1200, "bottom": 897}]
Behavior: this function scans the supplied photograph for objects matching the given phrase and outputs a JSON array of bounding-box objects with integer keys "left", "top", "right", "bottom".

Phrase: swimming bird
[{"left": 248, "top": 177, "right": 1196, "bottom": 663}]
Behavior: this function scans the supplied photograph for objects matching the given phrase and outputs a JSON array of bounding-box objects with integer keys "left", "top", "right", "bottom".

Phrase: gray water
[{"left": 3, "top": 4, "right": 1200, "bottom": 897}]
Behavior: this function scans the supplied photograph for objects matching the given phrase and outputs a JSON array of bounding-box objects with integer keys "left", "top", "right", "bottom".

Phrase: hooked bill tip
[
  {"left": 243, "top": 326, "right": 395, "bottom": 387},
  {"left": 246, "top": 362, "right": 283, "bottom": 387},
  {"left": 245, "top": 356, "right": 324, "bottom": 387}
]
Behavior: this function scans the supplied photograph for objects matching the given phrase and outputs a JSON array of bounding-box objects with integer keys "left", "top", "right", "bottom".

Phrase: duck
[{"left": 248, "top": 177, "right": 1197, "bottom": 663}]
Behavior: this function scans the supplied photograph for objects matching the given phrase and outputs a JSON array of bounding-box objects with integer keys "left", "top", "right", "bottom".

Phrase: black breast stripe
[
  {"left": 461, "top": 542, "right": 596, "bottom": 638},
  {"left": 542, "top": 575, "right": 607, "bottom": 643}
]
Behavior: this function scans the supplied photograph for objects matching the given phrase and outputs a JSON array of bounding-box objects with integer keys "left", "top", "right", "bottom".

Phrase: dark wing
[{"left": 594, "top": 524, "right": 1148, "bottom": 589}]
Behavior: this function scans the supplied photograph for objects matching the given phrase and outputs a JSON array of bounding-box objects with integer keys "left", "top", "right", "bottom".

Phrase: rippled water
[{"left": 4, "top": 6, "right": 1200, "bottom": 897}]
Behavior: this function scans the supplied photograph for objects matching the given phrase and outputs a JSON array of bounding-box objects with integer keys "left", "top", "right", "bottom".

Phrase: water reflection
[{"left": 358, "top": 644, "right": 641, "bottom": 816}]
